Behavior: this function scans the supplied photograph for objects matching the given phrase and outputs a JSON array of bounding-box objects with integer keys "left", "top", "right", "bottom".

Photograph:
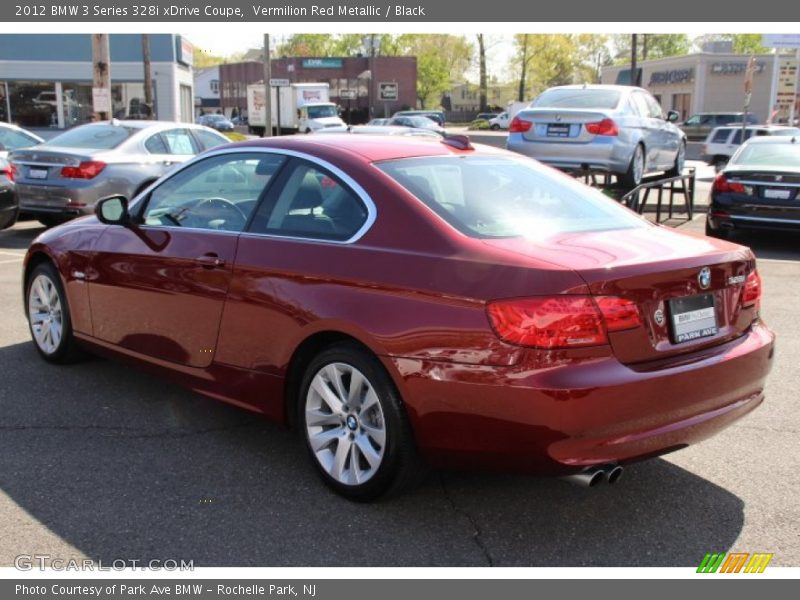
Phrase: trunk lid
[
  {"left": 482, "top": 225, "right": 757, "bottom": 364},
  {"left": 516, "top": 108, "right": 613, "bottom": 143}
]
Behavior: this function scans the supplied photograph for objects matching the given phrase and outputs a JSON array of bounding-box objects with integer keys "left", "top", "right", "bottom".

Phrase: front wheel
[
  {"left": 25, "top": 262, "right": 85, "bottom": 363},
  {"left": 299, "top": 343, "right": 422, "bottom": 501},
  {"left": 490, "top": 124, "right": 500, "bottom": 130},
  {"left": 666, "top": 141, "right": 686, "bottom": 177}
]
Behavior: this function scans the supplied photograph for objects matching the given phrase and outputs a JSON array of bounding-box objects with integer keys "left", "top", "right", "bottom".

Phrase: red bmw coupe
[{"left": 23, "top": 135, "right": 775, "bottom": 500}]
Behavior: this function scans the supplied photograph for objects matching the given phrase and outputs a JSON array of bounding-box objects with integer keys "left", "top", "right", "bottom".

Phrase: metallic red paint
[{"left": 22, "top": 135, "right": 776, "bottom": 477}]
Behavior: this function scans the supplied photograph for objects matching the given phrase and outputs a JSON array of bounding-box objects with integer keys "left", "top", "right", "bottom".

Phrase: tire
[
  {"left": 666, "top": 141, "right": 686, "bottom": 177},
  {"left": 25, "top": 261, "right": 85, "bottom": 363},
  {"left": 705, "top": 218, "right": 731, "bottom": 240},
  {"left": 490, "top": 124, "right": 500, "bottom": 131},
  {"left": 619, "top": 144, "right": 645, "bottom": 190},
  {"left": 298, "top": 342, "right": 422, "bottom": 501}
]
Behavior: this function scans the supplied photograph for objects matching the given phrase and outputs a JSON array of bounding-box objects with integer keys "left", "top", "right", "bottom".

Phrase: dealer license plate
[{"left": 669, "top": 293, "right": 718, "bottom": 344}]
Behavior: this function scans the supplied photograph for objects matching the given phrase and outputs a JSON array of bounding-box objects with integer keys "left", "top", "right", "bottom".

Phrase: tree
[
  {"left": 392, "top": 35, "right": 472, "bottom": 107},
  {"left": 575, "top": 34, "right": 611, "bottom": 83},
  {"left": 275, "top": 34, "right": 338, "bottom": 57},
  {"left": 513, "top": 34, "right": 585, "bottom": 100},
  {"left": 477, "top": 34, "right": 488, "bottom": 111},
  {"left": 694, "top": 34, "right": 769, "bottom": 55},
  {"left": 612, "top": 34, "right": 691, "bottom": 63}
]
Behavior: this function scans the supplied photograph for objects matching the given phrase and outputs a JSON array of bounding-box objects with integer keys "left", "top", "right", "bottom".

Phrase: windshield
[
  {"left": 47, "top": 124, "right": 136, "bottom": 150},
  {"left": 307, "top": 105, "right": 338, "bottom": 119},
  {"left": 205, "top": 115, "right": 227, "bottom": 122},
  {"left": 533, "top": 89, "right": 621, "bottom": 110},
  {"left": 732, "top": 142, "right": 800, "bottom": 168},
  {"left": 377, "top": 155, "right": 646, "bottom": 238}
]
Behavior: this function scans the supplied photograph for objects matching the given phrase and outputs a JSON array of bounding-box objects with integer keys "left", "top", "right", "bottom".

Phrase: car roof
[
  {"left": 544, "top": 84, "right": 637, "bottom": 92},
  {"left": 714, "top": 124, "right": 795, "bottom": 131},
  {"left": 229, "top": 134, "right": 503, "bottom": 162},
  {"left": 741, "top": 136, "right": 800, "bottom": 145}
]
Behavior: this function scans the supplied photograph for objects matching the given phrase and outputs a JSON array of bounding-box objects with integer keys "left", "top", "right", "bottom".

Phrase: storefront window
[{"left": 4, "top": 81, "right": 57, "bottom": 128}]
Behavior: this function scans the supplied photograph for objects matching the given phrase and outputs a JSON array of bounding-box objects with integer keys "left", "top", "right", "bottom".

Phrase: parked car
[
  {"left": 392, "top": 110, "right": 445, "bottom": 127},
  {"left": 313, "top": 125, "right": 441, "bottom": 138},
  {"left": 24, "top": 134, "right": 774, "bottom": 500},
  {"left": 703, "top": 124, "right": 800, "bottom": 170},
  {"left": 681, "top": 112, "right": 759, "bottom": 141},
  {"left": 0, "top": 123, "right": 44, "bottom": 230},
  {"left": 706, "top": 135, "right": 800, "bottom": 238},
  {"left": 476, "top": 113, "right": 499, "bottom": 122},
  {"left": 197, "top": 114, "right": 235, "bottom": 132},
  {"left": 386, "top": 115, "right": 445, "bottom": 135},
  {"left": 488, "top": 112, "right": 511, "bottom": 130},
  {"left": 231, "top": 115, "right": 248, "bottom": 126},
  {"left": 9, "top": 120, "right": 230, "bottom": 227},
  {"left": 507, "top": 84, "right": 686, "bottom": 189},
  {"left": 366, "top": 118, "right": 389, "bottom": 126}
]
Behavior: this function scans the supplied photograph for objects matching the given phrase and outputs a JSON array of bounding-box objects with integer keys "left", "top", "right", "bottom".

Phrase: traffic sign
[
  {"left": 340, "top": 89, "right": 357, "bottom": 100},
  {"left": 269, "top": 78, "right": 290, "bottom": 87},
  {"left": 378, "top": 82, "right": 399, "bottom": 101}
]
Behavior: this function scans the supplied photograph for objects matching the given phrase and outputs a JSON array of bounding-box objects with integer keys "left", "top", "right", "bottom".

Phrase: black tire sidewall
[{"left": 298, "top": 343, "right": 411, "bottom": 501}]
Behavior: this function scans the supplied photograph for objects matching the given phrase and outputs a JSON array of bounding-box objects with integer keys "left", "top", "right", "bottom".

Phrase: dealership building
[
  {"left": 219, "top": 55, "right": 417, "bottom": 121},
  {"left": 602, "top": 51, "right": 799, "bottom": 123},
  {"left": 0, "top": 34, "right": 195, "bottom": 129}
]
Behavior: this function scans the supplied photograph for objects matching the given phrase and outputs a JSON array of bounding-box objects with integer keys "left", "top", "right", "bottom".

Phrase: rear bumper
[
  {"left": 506, "top": 133, "right": 632, "bottom": 174},
  {"left": 16, "top": 182, "right": 102, "bottom": 218},
  {"left": 387, "top": 322, "right": 775, "bottom": 474}
]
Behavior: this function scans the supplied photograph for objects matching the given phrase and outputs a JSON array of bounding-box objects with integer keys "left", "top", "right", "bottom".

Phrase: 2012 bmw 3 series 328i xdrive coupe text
[{"left": 23, "top": 135, "right": 775, "bottom": 500}]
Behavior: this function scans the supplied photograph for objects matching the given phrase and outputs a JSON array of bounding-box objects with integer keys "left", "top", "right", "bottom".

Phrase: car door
[
  {"left": 143, "top": 128, "right": 202, "bottom": 175},
  {"left": 629, "top": 92, "right": 662, "bottom": 171},
  {"left": 88, "top": 151, "right": 287, "bottom": 368},
  {"left": 642, "top": 92, "right": 677, "bottom": 169},
  {"left": 213, "top": 157, "right": 372, "bottom": 375}
]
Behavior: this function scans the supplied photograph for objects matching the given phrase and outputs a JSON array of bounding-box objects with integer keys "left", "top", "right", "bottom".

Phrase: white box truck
[{"left": 246, "top": 82, "right": 345, "bottom": 135}]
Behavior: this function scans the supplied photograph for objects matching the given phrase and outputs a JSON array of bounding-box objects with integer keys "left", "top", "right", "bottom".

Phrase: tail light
[
  {"left": 742, "top": 269, "right": 761, "bottom": 309},
  {"left": 486, "top": 295, "right": 640, "bottom": 349},
  {"left": 712, "top": 173, "right": 745, "bottom": 193},
  {"left": 585, "top": 118, "right": 619, "bottom": 136},
  {"left": 509, "top": 116, "right": 532, "bottom": 133},
  {"left": 1, "top": 161, "right": 16, "bottom": 182},
  {"left": 60, "top": 160, "right": 106, "bottom": 179}
]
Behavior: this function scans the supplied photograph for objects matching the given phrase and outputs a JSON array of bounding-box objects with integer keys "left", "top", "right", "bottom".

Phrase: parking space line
[
  {"left": 0, "top": 257, "right": 23, "bottom": 264},
  {"left": 0, "top": 250, "right": 25, "bottom": 257}
]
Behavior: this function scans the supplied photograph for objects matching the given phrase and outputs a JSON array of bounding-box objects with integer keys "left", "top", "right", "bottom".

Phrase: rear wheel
[
  {"left": 490, "top": 124, "right": 500, "bottom": 130},
  {"left": 299, "top": 342, "right": 422, "bottom": 501},
  {"left": 25, "top": 262, "right": 85, "bottom": 363},
  {"left": 620, "top": 144, "right": 645, "bottom": 190}
]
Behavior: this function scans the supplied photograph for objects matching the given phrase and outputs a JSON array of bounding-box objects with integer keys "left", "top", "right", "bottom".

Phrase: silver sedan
[
  {"left": 506, "top": 85, "right": 686, "bottom": 189},
  {"left": 10, "top": 120, "right": 230, "bottom": 226}
]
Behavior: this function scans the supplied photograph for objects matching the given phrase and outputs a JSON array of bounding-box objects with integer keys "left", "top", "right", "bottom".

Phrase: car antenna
[{"left": 441, "top": 134, "right": 474, "bottom": 151}]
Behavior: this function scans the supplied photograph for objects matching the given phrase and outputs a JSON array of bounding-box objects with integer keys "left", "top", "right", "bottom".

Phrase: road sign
[
  {"left": 92, "top": 87, "right": 111, "bottom": 113},
  {"left": 269, "top": 78, "right": 290, "bottom": 87},
  {"left": 762, "top": 34, "right": 800, "bottom": 49},
  {"left": 379, "top": 82, "right": 399, "bottom": 101},
  {"left": 340, "top": 89, "right": 357, "bottom": 100}
]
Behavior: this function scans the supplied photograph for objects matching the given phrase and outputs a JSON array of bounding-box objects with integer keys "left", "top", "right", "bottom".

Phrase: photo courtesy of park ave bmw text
[{"left": 0, "top": 0, "right": 798, "bottom": 595}]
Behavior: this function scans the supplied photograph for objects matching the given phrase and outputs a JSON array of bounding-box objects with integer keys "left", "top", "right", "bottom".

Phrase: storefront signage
[
  {"left": 379, "top": 82, "right": 399, "bottom": 101},
  {"left": 711, "top": 62, "right": 766, "bottom": 75},
  {"left": 178, "top": 37, "right": 194, "bottom": 66},
  {"left": 648, "top": 68, "right": 694, "bottom": 86},
  {"left": 302, "top": 58, "right": 343, "bottom": 69}
]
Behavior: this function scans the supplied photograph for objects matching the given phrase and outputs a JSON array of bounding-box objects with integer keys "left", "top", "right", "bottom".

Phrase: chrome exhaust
[
  {"left": 606, "top": 465, "right": 624, "bottom": 485},
  {"left": 561, "top": 467, "right": 606, "bottom": 488}
]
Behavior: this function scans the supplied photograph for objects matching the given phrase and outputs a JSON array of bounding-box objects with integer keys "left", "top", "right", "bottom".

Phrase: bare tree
[
  {"left": 517, "top": 34, "right": 530, "bottom": 101},
  {"left": 477, "top": 34, "right": 487, "bottom": 112}
]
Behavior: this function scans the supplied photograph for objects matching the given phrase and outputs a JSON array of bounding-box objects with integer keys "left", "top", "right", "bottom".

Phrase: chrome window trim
[{"left": 128, "top": 146, "right": 377, "bottom": 245}]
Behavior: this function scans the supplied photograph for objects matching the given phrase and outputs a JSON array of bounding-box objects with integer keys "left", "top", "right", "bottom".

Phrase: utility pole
[
  {"left": 142, "top": 34, "right": 153, "bottom": 119},
  {"left": 630, "top": 34, "right": 638, "bottom": 86},
  {"left": 92, "top": 34, "right": 112, "bottom": 120},
  {"left": 263, "top": 34, "right": 272, "bottom": 137}
]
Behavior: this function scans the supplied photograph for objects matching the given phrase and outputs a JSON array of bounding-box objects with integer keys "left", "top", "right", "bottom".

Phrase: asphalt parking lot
[{"left": 1, "top": 169, "right": 798, "bottom": 567}]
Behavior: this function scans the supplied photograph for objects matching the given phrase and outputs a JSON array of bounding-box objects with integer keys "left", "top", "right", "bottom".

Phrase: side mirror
[
  {"left": 666, "top": 110, "right": 680, "bottom": 123},
  {"left": 95, "top": 195, "right": 130, "bottom": 225}
]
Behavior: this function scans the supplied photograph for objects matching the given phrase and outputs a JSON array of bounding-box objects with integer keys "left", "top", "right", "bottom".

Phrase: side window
[
  {"left": 161, "top": 128, "right": 200, "bottom": 155},
  {"left": 250, "top": 161, "right": 368, "bottom": 241},
  {"left": 141, "top": 152, "right": 286, "bottom": 232},
  {"left": 144, "top": 134, "right": 168, "bottom": 154},
  {"left": 711, "top": 128, "right": 731, "bottom": 143},
  {"left": 731, "top": 129, "right": 744, "bottom": 145},
  {"left": 643, "top": 93, "right": 663, "bottom": 119},
  {"left": 630, "top": 93, "right": 650, "bottom": 118},
  {"left": 194, "top": 128, "right": 229, "bottom": 150}
]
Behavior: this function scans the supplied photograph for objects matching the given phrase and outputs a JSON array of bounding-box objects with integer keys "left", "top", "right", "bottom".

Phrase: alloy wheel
[{"left": 28, "top": 274, "right": 63, "bottom": 355}]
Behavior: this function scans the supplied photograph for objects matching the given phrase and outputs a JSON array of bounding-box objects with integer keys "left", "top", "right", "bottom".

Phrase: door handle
[{"left": 195, "top": 253, "right": 226, "bottom": 269}]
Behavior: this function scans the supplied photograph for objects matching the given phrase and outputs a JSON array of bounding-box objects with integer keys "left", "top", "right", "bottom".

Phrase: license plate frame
[
  {"left": 547, "top": 123, "right": 570, "bottom": 138},
  {"left": 668, "top": 293, "right": 718, "bottom": 344},
  {"left": 28, "top": 168, "right": 48, "bottom": 180},
  {"left": 763, "top": 187, "right": 792, "bottom": 200}
]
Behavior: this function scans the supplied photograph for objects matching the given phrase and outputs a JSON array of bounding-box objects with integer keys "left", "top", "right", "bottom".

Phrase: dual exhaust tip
[{"left": 561, "top": 464, "right": 624, "bottom": 488}]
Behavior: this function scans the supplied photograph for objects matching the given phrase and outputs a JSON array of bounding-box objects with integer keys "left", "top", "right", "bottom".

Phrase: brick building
[{"left": 219, "top": 56, "right": 417, "bottom": 122}]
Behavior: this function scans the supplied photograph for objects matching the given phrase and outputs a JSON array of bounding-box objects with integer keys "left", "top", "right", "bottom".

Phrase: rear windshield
[
  {"left": 47, "top": 124, "right": 136, "bottom": 150},
  {"left": 377, "top": 155, "right": 646, "bottom": 238},
  {"left": 533, "top": 89, "right": 621, "bottom": 110},
  {"left": 732, "top": 143, "right": 800, "bottom": 168}
]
